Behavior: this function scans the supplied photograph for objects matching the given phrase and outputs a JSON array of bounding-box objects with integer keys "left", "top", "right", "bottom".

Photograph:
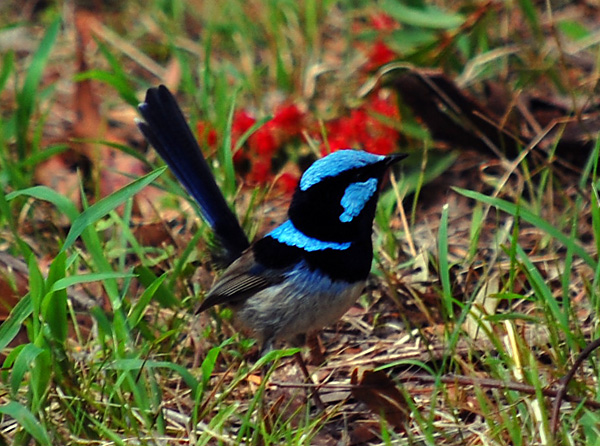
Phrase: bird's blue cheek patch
[
  {"left": 268, "top": 220, "right": 351, "bottom": 251},
  {"left": 339, "top": 178, "right": 378, "bottom": 223}
]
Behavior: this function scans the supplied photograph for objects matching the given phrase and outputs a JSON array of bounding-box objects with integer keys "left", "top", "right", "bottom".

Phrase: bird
[{"left": 137, "top": 85, "right": 407, "bottom": 357}]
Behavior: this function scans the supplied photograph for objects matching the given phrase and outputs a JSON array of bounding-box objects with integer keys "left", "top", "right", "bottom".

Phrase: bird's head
[{"left": 288, "top": 150, "right": 407, "bottom": 243}]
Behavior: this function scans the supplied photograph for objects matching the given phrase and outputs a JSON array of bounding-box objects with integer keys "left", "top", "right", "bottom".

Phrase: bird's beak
[{"left": 384, "top": 153, "right": 408, "bottom": 166}]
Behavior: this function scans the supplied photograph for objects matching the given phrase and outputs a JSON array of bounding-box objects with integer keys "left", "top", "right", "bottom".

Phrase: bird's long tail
[{"left": 137, "top": 85, "right": 250, "bottom": 262}]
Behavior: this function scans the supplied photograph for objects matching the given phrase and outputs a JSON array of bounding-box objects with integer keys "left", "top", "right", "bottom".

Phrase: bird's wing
[
  {"left": 197, "top": 249, "right": 288, "bottom": 312},
  {"left": 137, "top": 85, "right": 250, "bottom": 263}
]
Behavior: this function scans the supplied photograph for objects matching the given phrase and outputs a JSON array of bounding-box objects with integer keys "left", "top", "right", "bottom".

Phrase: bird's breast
[{"left": 234, "top": 260, "right": 366, "bottom": 344}]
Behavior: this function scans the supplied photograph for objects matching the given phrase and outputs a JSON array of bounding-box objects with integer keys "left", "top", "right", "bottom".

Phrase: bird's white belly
[{"left": 235, "top": 261, "right": 365, "bottom": 345}]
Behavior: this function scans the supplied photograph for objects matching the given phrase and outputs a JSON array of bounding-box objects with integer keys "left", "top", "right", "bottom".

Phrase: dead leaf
[
  {"left": 383, "top": 68, "right": 600, "bottom": 167},
  {"left": 384, "top": 69, "right": 525, "bottom": 158},
  {"left": 34, "top": 154, "right": 83, "bottom": 204},
  {"left": 41, "top": 8, "right": 152, "bottom": 210},
  {"left": 0, "top": 252, "right": 29, "bottom": 322},
  {"left": 350, "top": 368, "right": 410, "bottom": 431}
]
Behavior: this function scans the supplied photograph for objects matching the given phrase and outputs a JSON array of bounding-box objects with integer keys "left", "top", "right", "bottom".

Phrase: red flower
[
  {"left": 275, "top": 172, "right": 299, "bottom": 194},
  {"left": 321, "top": 92, "right": 400, "bottom": 156},
  {"left": 369, "top": 95, "right": 398, "bottom": 119},
  {"left": 247, "top": 158, "right": 272, "bottom": 184},
  {"left": 232, "top": 148, "right": 246, "bottom": 165},
  {"left": 272, "top": 104, "right": 305, "bottom": 136},
  {"left": 226, "top": 92, "right": 400, "bottom": 189},
  {"left": 196, "top": 121, "right": 218, "bottom": 148},
  {"left": 249, "top": 124, "right": 278, "bottom": 156},
  {"left": 349, "top": 109, "right": 370, "bottom": 144},
  {"left": 231, "top": 110, "right": 257, "bottom": 164},
  {"left": 232, "top": 110, "right": 256, "bottom": 135},
  {"left": 324, "top": 134, "right": 354, "bottom": 155},
  {"left": 367, "top": 136, "right": 396, "bottom": 155},
  {"left": 366, "top": 40, "right": 397, "bottom": 71},
  {"left": 370, "top": 13, "right": 397, "bottom": 32}
]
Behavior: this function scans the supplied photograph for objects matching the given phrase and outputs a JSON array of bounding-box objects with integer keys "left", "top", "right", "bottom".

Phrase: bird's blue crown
[{"left": 299, "top": 150, "right": 385, "bottom": 191}]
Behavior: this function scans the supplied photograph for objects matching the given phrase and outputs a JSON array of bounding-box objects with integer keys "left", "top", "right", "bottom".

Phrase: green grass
[{"left": 0, "top": 0, "right": 599, "bottom": 444}]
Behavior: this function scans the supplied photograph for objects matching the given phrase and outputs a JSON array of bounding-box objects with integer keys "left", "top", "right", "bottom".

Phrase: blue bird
[{"left": 137, "top": 85, "right": 407, "bottom": 355}]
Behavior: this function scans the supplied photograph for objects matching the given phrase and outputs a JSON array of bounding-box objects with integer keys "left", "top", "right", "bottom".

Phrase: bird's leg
[
  {"left": 290, "top": 333, "right": 325, "bottom": 410},
  {"left": 305, "top": 332, "right": 325, "bottom": 365},
  {"left": 293, "top": 351, "right": 325, "bottom": 410},
  {"left": 260, "top": 338, "right": 324, "bottom": 409}
]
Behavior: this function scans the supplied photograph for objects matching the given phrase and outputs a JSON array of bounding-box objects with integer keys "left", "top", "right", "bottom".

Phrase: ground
[{"left": 0, "top": 0, "right": 599, "bottom": 444}]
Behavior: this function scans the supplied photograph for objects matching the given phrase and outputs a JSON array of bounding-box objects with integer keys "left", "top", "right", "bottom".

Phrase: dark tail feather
[{"left": 137, "top": 85, "right": 250, "bottom": 261}]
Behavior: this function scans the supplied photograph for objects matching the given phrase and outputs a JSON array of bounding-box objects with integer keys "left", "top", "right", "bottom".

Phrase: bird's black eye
[{"left": 353, "top": 169, "right": 370, "bottom": 183}]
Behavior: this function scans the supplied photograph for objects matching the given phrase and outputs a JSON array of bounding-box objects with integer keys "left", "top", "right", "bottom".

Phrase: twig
[
  {"left": 550, "top": 337, "right": 600, "bottom": 435},
  {"left": 271, "top": 371, "right": 600, "bottom": 412},
  {"left": 401, "top": 373, "right": 600, "bottom": 409}
]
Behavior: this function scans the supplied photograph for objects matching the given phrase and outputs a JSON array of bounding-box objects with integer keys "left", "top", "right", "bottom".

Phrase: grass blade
[
  {"left": 7, "top": 186, "right": 79, "bottom": 221},
  {"left": 0, "top": 295, "right": 32, "bottom": 352},
  {"left": 15, "top": 17, "right": 60, "bottom": 160},
  {"left": 382, "top": 0, "right": 465, "bottom": 29},
  {"left": 0, "top": 401, "right": 52, "bottom": 446},
  {"left": 438, "top": 203, "right": 453, "bottom": 320},
  {"left": 0, "top": 51, "right": 14, "bottom": 93},
  {"left": 61, "top": 167, "right": 166, "bottom": 252},
  {"left": 50, "top": 272, "right": 136, "bottom": 292},
  {"left": 453, "top": 187, "right": 596, "bottom": 269}
]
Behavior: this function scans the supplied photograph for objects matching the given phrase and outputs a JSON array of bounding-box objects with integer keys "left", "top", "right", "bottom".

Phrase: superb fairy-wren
[{"left": 137, "top": 85, "right": 406, "bottom": 355}]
